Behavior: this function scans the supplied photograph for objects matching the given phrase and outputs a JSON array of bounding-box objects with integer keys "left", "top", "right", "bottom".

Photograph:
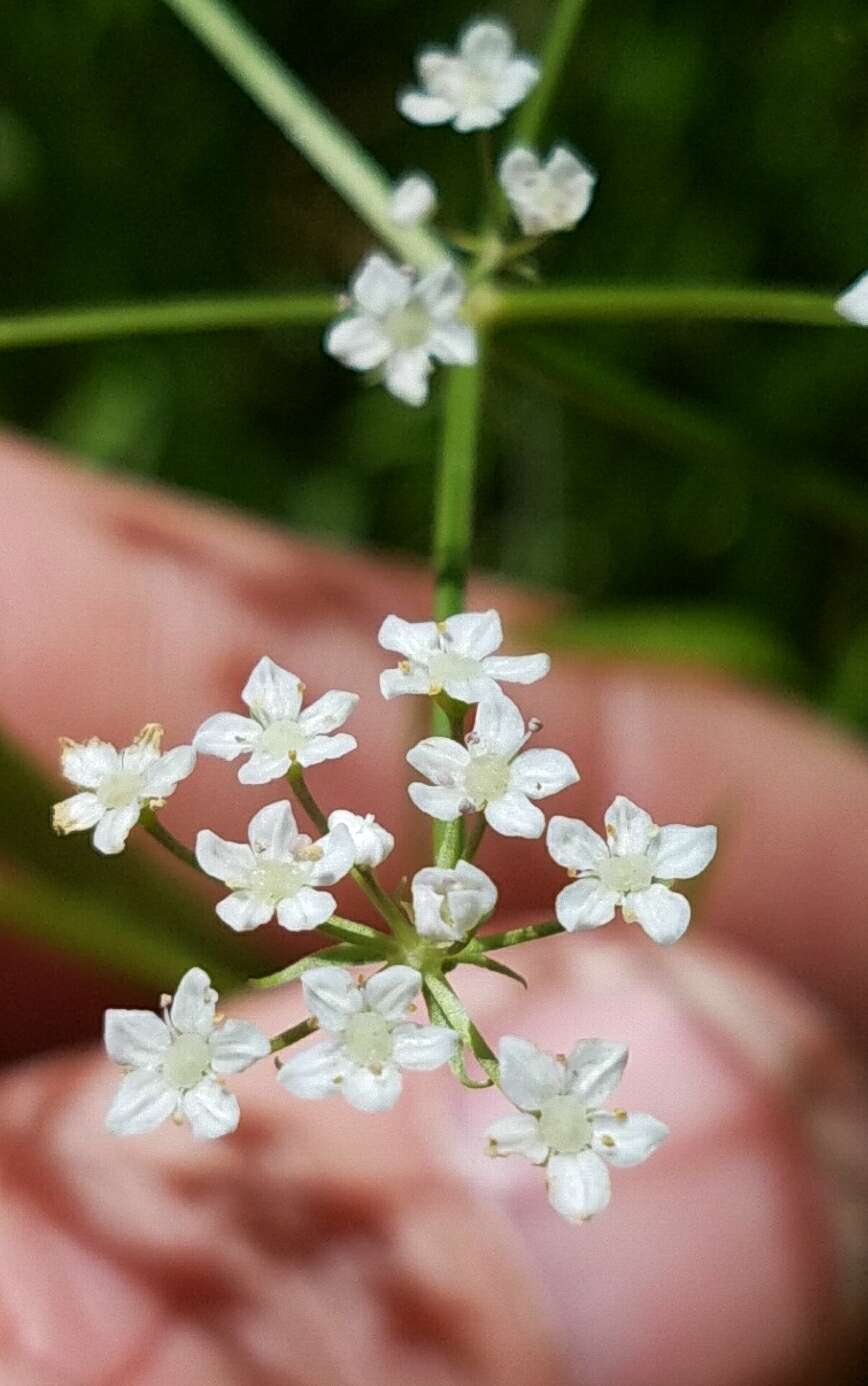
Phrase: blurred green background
[{"left": 1, "top": 0, "right": 867, "bottom": 725}]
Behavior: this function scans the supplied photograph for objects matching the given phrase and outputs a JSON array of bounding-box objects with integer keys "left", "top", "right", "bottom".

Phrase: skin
[{"left": 0, "top": 431, "right": 867, "bottom": 1385}]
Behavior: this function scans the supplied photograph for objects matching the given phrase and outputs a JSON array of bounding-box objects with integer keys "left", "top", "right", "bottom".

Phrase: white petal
[
  {"left": 241, "top": 656, "right": 303, "bottom": 723},
  {"left": 409, "top": 782, "right": 467, "bottom": 820},
  {"left": 363, "top": 965, "right": 421, "bottom": 1022},
  {"left": 443, "top": 609, "right": 502, "bottom": 660},
  {"left": 460, "top": 19, "right": 514, "bottom": 64},
  {"left": 325, "top": 314, "right": 392, "bottom": 370},
  {"left": 484, "top": 1112, "right": 549, "bottom": 1164},
  {"left": 472, "top": 692, "right": 526, "bottom": 757},
  {"left": 106, "top": 1070, "right": 178, "bottom": 1136},
  {"left": 380, "top": 666, "right": 431, "bottom": 698},
  {"left": 378, "top": 614, "right": 441, "bottom": 662},
  {"left": 60, "top": 738, "right": 118, "bottom": 788},
  {"left": 835, "top": 272, "right": 868, "bottom": 325},
  {"left": 650, "top": 823, "right": 717, "bottom": 881},
  {"left": 277, "top": 1038, "right": 346, "bottom": 1099},
  {"left": 301, "top": 966, "right": 363, "bottom": 1032},
  {"left": 629, "top": 884, "right": 690, "bottom": 945},
  {"left": 308, "top": 825, "right": 355, "bottom": 887},
  {"left": 120, "top": 725, "right": 163, "bottom": 774},
  {"left": 92, "top": 803, "right": 140, "bottom": 854},
  {"left": 351, "top": 253, "right": 411, "bottom": 315},
  {"left": 510, "top": 748, "right": 579, "bottom": 800},
  {"left": 498, "top": 1035, "right": 564, "bottom": 1112},
  {"left": 546, "top": 815, "right": 607, "bottom": 871},
  {"left": 604, "top": 795, "right": 656, "bottom": 856},
  {"left": 299, "top": 689, "right": 358, "bottom": 736},
  {"left": 498, "top": 146, "right": 540, "bottom": 191},
  {"left": 406, "top": 735, "right": 469, "bottom": 782},
  {"left": 327, "top": 810, "right": 394, "bottom": 868},
  {"left": 52, "top": 791, "right": 103, "bottom": 835},
  {"left": 182, "top": 1078, "right": 240, "bottom": 1139},
  {"left": 247, "top": 800, "right": 298, "bottom": 861},
  {"left": 384, "top": 348, "right": 432, "bottom": 407},
  {"left": 340, "top": 1062, "right": 403, "bottom": 1113},
  {"left": 453, "top": 103, "right": 504, "bottom": 133},
  {"left": 427, "top": 321, "right": 477, "bottom": 366},
  {"left": 170, "top": 967, "right": 217, "bottom": 1036},
  {"left": 216, "top": 890, "right": 275, "bottom": 932},
  {"left": 411, "top": 878, "right": 457, "bottom": 941},
  {"left": 192, "top": 711, "right": 260, "bottom": 760},
  {"left": 546, "top": 1151, "right": 611, "bottom": 1222},
  {"left": 398, "top": 89, "right": 456, "bottom": 126},
  {"left": 141, "top": 745, "right": 196, "bottom": 798},
  {"left": 390, "top": 173, "right": 437, "bottom": 227},
  {"left": 195, "top": 830, "right": 255, "bottom": 885},
  {"left": 104, "top": 1010, "right": 170, "bottom": 1068},
  {"left": 237, "top": 747, "right": 291, "bottom": 784},
  {"left": 391, "top": 1022, "right": 456, "bottom": 1070},
  {"left": 592, "top": 1111, "right": 669, "bottom": 1167},
  {"left": 565, "top": 1040, "right": 628, "bottom": 1105},
  {"left": 208, "top": 1019, "right": 271, "bottom": 1074},
  {"left": 275, "top": 887, "right": 335, "bottom": 932},
  {"left": 495, "top": 58, "right": 540, "bottom": 111},
  {"left": 484, "top": 790, "right": 544, "bottom": 839},
  {"left": 296, "top": 732, "right": 357, "bottom": 767},
  {"left": 481, "top": 652, "right": 550, "bottom": 685},
  {"left": 416, "top": 263, "right": 466, "bottom": 319},
  {"left": 441, "top": 672, "right": 493, "bottom": 704},
  {"left": 554, "top": 878, "right": 617, "bottom": 931}
]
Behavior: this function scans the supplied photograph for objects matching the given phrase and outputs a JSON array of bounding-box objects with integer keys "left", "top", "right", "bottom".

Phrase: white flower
[
  {"left": 398, "top": 19, "right": 539, "bottom": 133},
  {"left": 52, "top": 724, "right": 195, "bottom": 855},
  {"left": 325, "top": 254, "right": 476, "bottom": 407},
  {"left": 378, "top": 608, "right": 550, "bottom": 701},
  {"left": 277, "top": 965, "right": 457, "bottom": 1113},
  {"left": 193, "top": 656, "right": 358, "bottom": 784},
  {"left": 411, "top": 860, "right": 497, "bottom": 942},
  {"left": 195, "top": 801, "right": 354, "bottom": 933},
  {"left": 407, "top": 691, "right": 578, "bottom": 839},
  {"left": 104, "top": 967, "right": 269, "bottom": 1139},
  {"left": 499, "top": 145, "right": 596, "bottom": 236},
  {"left": 485, "top": 1035, "right": 668, "bottom": 1222},
  {"left": 390, "top": 172, "right": 438, "bottom": 228},
  {"left": 327, "top": 809, "right": 395, "bottom": 869},
  {"left": 835, "top": 271, "right": 868, "bottom": 326},
  {"left": 547, "top": 795, "right": 717, "bottom": 945}
]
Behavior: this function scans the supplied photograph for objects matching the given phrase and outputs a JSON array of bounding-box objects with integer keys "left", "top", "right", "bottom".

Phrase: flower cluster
[{"left": 55, "top": 603, "right": 716, "bottom": 1223}]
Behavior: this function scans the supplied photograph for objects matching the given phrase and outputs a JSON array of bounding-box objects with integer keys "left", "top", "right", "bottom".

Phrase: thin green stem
[
  {"left": 270, "top": 1016, "right": 318, "bottom": 1053},
  {"left": 478, "top": 919, "right": 565, "bottom": 951},
  {"left": 319, "top": 918, "right": 388, "bottom": 947},
  {"left": 463, "top": 815, "right": 487, "bottom": 863},
  {"left": 161, "top": 0, "right": 445, "bottom": 269},
  {"left": 476, "top": 283, "right": 844, "bottom": 328},
  {"left": 511, "top": 0, "right": 594, "bottom": 147},
  {"left": 141, "top": 811, "right": 200, "bottom": 873},
  {"left": 250, "top": 942, "right": 383, "bottom": 989},
  {"left": 286, "top": 763, "right": 328, "bottom": 834},
  {"left": 432, "top": 355, "right": 485, "bottom": 622},
  {"left": 425, "top": 972, "right": 499, "bottom": 1083}
]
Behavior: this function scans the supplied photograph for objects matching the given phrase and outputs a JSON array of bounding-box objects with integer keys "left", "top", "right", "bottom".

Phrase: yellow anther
[{"left": 601, "top": 1134, "right": 616, "bottom": 1148}]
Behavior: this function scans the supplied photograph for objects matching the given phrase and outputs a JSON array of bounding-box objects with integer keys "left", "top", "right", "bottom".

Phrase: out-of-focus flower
[
  {"left": 398, "top": 19, "right": 538, "bottom": 132},
  {"left": 835, "top": 272, "right": 868, "bottom": 325},
  {"left": 390, "top": 172, "right": 438, "bottom": 227},
  {"left": 499, "top": 145, "right": 596, "bottom": 235}
]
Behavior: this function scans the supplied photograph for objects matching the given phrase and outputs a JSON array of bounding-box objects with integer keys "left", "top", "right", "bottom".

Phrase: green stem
[
  {"left": 476, "top": 920, "right": 565, "bottom": 951},
  {"left": 432, "top": 355, "right": 485, "bottom": 622},
  {"left": 270, "top": 1016, "right": 318, "bottom": 1053},
  {"left": 161, "top": 0, "right": 445, "bottom": 270},
  {"left": 511, "top": 0, "right": 594, "bottom": 147},
  {"left": 141, "top": 811, "right": 200, "bottom": 872},
  {"left": 463, "top": 815, "right": 487, "bottom": 863},
  {"left": 319, "top": 918, "right": 388, "bottom": 947},
  {"left": 424, "top": 972, "right": 499, "bottom": 1083},
  {"left": 286, "top": 762, "right": 329, "bottom": 834},
  {"left": 477, "top": 283, "right": 844, "bottom": 328},
  {"left": 250, "top": 942, "right": 384, "bottom": 989}
]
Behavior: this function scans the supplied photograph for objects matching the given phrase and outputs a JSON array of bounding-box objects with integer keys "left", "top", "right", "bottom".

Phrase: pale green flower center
[
  {"left": 596, "top": 852, "right": 654, "bottom": 895},
  {"left": 538, "top": 1095, "right": 592, "bottom": 1154},
  {"left": 464, "top": 752, "right": 511, "bottom": 806},
  {"left": 161, "top": 1033, "right": 211, "bottom": 1091},
  {"left": 97, "top": 769, "right": 144, "bottom": 810},
  {"left": 428, "top": 650, "right": 482, "bottom": 689},
  {"left": 259, "top": 719, "right": 308, "bottom": 757},
  {"left": 384, "top": 300, "right": 432, "bottom": 351},
  {"left": 343, "top": 1012, "right": 394, "bottom": 1068},
  {"left": 248, "top": 860, "right": 309, "bottom": 902}
]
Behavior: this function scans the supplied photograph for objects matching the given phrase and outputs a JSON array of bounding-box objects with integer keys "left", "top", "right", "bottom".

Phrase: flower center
[
  {"left": 383, "top": 300, "right": 432, "bottom": 351},
  {"left": 248, "top": 860, "right": 309, "bottom": 902},
  {"left": 463, "top": 753, "right": 511, "bottom": 806},
  {"left": 343, "top": 1012, "right": 394, "bottom": 1068},
  {"left": 161, "top": 1033, "right": 212, "bottom": 1091},
  {"left": 97, "top": 769, "right": 144, "bottom": 810},
  {"left": 596, "top": 852, "right": 654, "bottom": 895},
  {"left": 538, "top": 1095, "right": 592, "bottom": 1154},
  {"left": 259, "top": 719, "right": 308, "bottom": 757},
  {"left": 428, "top": 651, "right": 482, "bottom": 690}
]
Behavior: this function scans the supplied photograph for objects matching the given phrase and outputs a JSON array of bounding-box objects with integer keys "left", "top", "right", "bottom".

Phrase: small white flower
[
  {"left": 398, "top": 19, "right": 539, "bottom": 133},
  {"left": 52, "top": 724, "right": 195, "bottom": 855},
  {"left": 193, "top": 656, "right": 358, "bottom": 784},
  {"left": 411, "top": 859, "right": 497, "bottom": 942},
  {"left": 499, "top": 145, "right": 596, "bottom": 236},
  {"left": 327, "top": 809, "right": 395, "bottom": 869},
  {"left": 390, "top": 172, "right": 438, "bottom": 228},
  {"left": 547, "top": 795, "right": 717, "bottom": 944},
  {"left": 104, "top": 967, "right": 269, "bottom": 1139},
  {"left": 485, "top": 1035, "right": 668, "bottom": 1222},
  {"left": 325, "top": 253, "right": 476, "bottom": 407},
  {"left": 379, "top": 608, "right": 550, "bottom": 702},
  {"left": 407, "top": 691, "right": 578, "bottom": 839},
  {"left": 835, "top": 271, "right": 868, "bottom": 326},
  {"left": 195, "top": 801, "right": 354, "bottom": 933},
  {"left": 277, "top": 965, "right": 457, "bottom": 1113}
]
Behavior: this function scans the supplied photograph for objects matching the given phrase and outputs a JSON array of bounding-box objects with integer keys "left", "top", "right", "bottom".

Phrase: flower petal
[
  {"left": 277, "top": 1038, "right": 346, "bottom": 1099},
  {"left": 237, "top": 747, "right": 290, "bottom": 784},
  {"left": 241, "top": 656, "right": 303, "bottom": 723},
  {"left": 296, "top": 732, "right": 357, "bottom": 767},
  {"left": 398, "top": 90, "right": 457, "bottom": 126},
  {"left": 92, "top": 803, "right": 140, "bottom": 854},
  {"left": 247, "top": 800, "right": 298, "bottom": 861},
  {"left": 415, "top": 263, "right": 467, "bottom": 319},
  {"left": 460, "top": 19, "right": 513, "bottom": 64},
  {"left": 495, "top": 59, "right": 541, "bottom": 112},
  {"left": 192, "top": 712, "right": 260, "bottom": 760},
  {"left": 195, "top": 830, "right": 255, "bottom": 885},
  {"left": 390, "top": 173, "right": 437, "bottom": 227},
  {"left": 485, "top": 1112, "right": 549, "bottom": 1164},
  {"left": 276, "top": 887, "right": 336, "bottom": 932},
  {"left": 391, "top": 1022, "right": 456, "bottom": 1071},
  {"left": 352, "top": 253, "right": 411, "bottom": 314},
  {"left": 565, "top": 1039, "right": 628, "bottom": 1105},
  {"left": 299, "top": 689, "right": 358, "bottom": 736},
  {"left": 325, "top": 314, "right": 392, "bottom": 370},
  {"left": 379, "top": 666, "right": 432, "bottom": 698},
  {"left": 378, "top": 614, "right": 440, "bottom": 662},
  {"left": 453, "top": 103, "right": 504, "bottom": 132},
  {"left": 182, "top": 1078, "right": 240, "bottom": 1140},
  {"left": 650, "top": 823, "right": 717, "bottom": 881},
  {"left": 216, "top": 890, "right": 275, "bottom": 932},
  {"left": 60, "top": 738, "right": 118, "bottom": 788},
  {"left": 141, "top": 745, "right": 196, "bottom": 798},
  {"left": 363, "top": 965, "right": 421, "bottom": 1022},
  {"left": 327, "top": 810, "right": 394, "bottom": 869},
  {"left": 170, "top": 967, "right": 217, "bottom": 1036},
  {"left": 340, "top": 1062, "right": 403, "bottom": 1113},
  {"left": 384, "top": 347, "right": 432, "bottom": 407},
  {"left": 301, "top": 966, "right": 363, "bottom": 1032},
  {"left": 481, "top": 652, "right": 550, "bottom": 685},
  {"left": 104, "top": 1010, "right": 170, "bottom": 1068},
  {"left": 498, "top": 1035, "right": 563, "bottom": 1112},
  {"left": 604, "top": 795, "right": 656, "bottom": 856},
  {"left": 408, "top": 783, "right": 467, "bottom": 820},
  {"left": 484, "top": 790, "right": 544, "bottom": 838},
  {"left": 52, "top": 791, "right": 103, "bottom": 835},
  {"left": 208, "top": 1019, "right": 271, "bottom": 1074},
  {"left": 308, "top": 825, "right": 355, "bottom": 887},
  {"left": 406, "top": 735, "right": 469, "bottom": 782},
  {"left": 546, "top": 815, "right": 608, "bottom": 871},
  {"left": 592, "top": 1111, "right": 669, "bottom": 1167},
  {"left": 105, "top": 1070, "right": 178, "bottom": 1136},
  {"left": 554, "top": 878, "right": 617, "bottom": 931},
  {"left": 472, "top": 691, "right": 526, "bottom": 757},
  {"left": 120, "top": 725, "right": 163, "bottom": 774},
  {"left": 629, "top": 883, "right": 690, "bottom": 945},
  {"left": 546, "top": 1150, "right": 611, "bottom": 1222},
  {"left": 510, "top": 748, "right": 579, "bottom": 800},
  {"left": 499, "top": 147, "right": 540, "bottom": 191},
  {"left": 443, "top": 609, "right": 502, "bottom": 660},
  {"left": 427, "top": 321, "right": 477, "bottom": 366}
]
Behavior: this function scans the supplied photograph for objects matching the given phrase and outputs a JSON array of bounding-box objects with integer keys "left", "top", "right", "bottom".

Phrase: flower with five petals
[
  {"left": 398, "top": 19, "right": 538, "bottom": 132},
  {"left": 378, "top": 608, "right": 549, "bottom": 702}
]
